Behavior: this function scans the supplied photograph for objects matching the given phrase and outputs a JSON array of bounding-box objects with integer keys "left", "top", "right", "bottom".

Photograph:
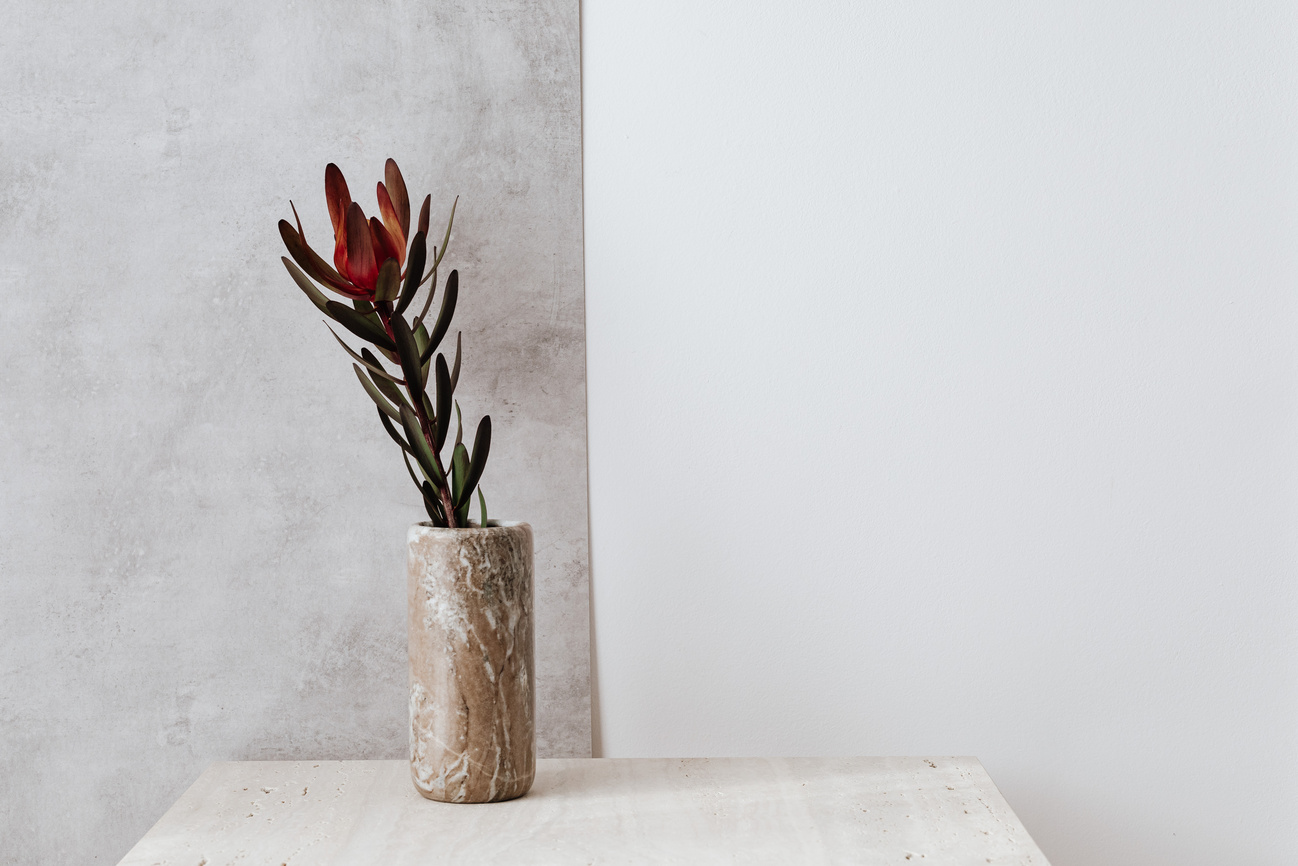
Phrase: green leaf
[
  {"left": 328, "top": 326, "right": 403, "bottom": 384},
  {"left": 456, "top": 415, "right": 491, "bottom": 508},
  {"left": 450, "top": 332, "right": 461, "bottom": 392},
  {"left": 420, "top": 270, "right": 458, "bottom": 364},
  {"left": 419, "top": 196, "right": 458, "bottom": 285},
  {"left": 378, "top": 408, "right": 410, "bottom": 451},
  {"left": 434, "top": 354, "right": 452, "bottom": 451},
  {"left": 406, "top": 457, "right": 447, "bottom": 527},
  {"left": 451, "top": 443, "right": 470, "bottom": 509},
  {"left": 414, "top": 262, "right": 438, "bottom": 327},
  {"left": 433, "top": 196, "right": 457, "bottom": 270},
  {"left": 326, "top": 301, "right": 395, "bottom": 350},
  {"left": 423, "top": 481, "right": 448, "bottom": 527},
  {"left": 455, "top": 497, "right": 471, "bottom": 528},
  {"left": 351, "top": 300, "right": 390, "bottom": 337},
  {"left": 391, "top": 314, "right": 426, "bottom": 395},
  {"left": 281, "top": 257, "right": 333, "bottom": 316},
  {"left": 352, "top": 304, "right": 393, "bottom": 351},
  {"left": 401, "top": 450, "right": 421, "bottom": 486},
  {"left": 395, "top": 231, "right": 427, "bottom": 314},
  {"left": 400, "top": 405, "right": 445, "bottom": 486},
  {"left": 417, "top": 194, "right": 431, "bottom": 237},
  {"left": 361, "top": 348, "right": 411, "bottom": 411},
  {"left": 353, "top": 364, "right": 400, "bottom": 421},
  {"left": 477, "top": 487, "right": 488, "bottom": 529},
  {"left": 454, "top": 400, "right": 463, "bottom": 448},
  {"left": 402, "top": 449, "right": 427, "bottom": 491},
  {"left": 414, "top": 321, "right": 431, "bottom": 386},
  {"left": 373, "top": 258, "right": 401, "bottom": 304}
]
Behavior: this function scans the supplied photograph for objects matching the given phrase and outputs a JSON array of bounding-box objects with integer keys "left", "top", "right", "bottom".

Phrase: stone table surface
[{"left": 117, "top": 757, "right": 1050, "bottom": 865}]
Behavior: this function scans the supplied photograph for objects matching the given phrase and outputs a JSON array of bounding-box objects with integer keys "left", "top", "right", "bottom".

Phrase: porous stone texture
[
  {"left": 0, "top": 1, "right": 588, "bottom": 862},
  {"left": 409, "top": 523, "right": 535, "bottom": 803},
  {"left": 117, "top": 758, "right": 1051, "bottom": 864}
]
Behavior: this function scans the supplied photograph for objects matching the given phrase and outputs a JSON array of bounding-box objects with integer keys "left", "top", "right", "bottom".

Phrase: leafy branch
[{"left": 277, "top": 160, "right": 490, "bottom": 528}]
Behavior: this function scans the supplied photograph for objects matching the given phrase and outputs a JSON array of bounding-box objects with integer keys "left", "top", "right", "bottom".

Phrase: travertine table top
[{"left": 118, "top": 757, "right": 1050, "bottom": 865}]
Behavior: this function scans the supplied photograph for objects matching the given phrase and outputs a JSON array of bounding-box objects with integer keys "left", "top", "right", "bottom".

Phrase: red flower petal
[
  {"left": 290, "top": 201, "right": 306, "bottom": 241},
  {"left": 377, "top": 183, "right": 407, "bottom": 268},
  {"left": 385, "top": 159, "right": 411, "bottom": 239},
  {"left": 278, "top": 219, "right": 367, "bottom": 297},
  {"left": 344, "top": 202, "right": 378, "bottom": 290},
  {"left": 333, "top": 214, "right": 349, "bottom": 278},
  {"left": 325, "top": 163, "right": 352, "bottom": 241},
  {"left": 370, "top": 216, "right": 402, "bottom": 272}
]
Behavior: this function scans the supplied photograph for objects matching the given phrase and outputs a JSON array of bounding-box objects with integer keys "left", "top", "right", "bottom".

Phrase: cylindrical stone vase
[{"left": 407, "top": 521, "right": 535, "bottom": 803}]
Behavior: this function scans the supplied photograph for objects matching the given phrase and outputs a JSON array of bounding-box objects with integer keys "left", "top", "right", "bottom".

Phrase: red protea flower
[{"left": 279, "top": 159, "right": 431, "bottom": 300}]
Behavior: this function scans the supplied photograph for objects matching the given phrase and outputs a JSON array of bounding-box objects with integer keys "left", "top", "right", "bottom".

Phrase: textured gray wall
[{"left": 0, "top": 1, "right": 589, "bottom": 862}]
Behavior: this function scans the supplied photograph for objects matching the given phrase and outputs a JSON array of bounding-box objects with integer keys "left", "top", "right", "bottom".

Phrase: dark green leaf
[
  {"left": 414, "top": 321, "right": 432, "bottom": 385},
  {"left": 408, "top": 464, "right": 447, "bottom": 527},
  {"left": 326, "top": 301, "right": 395, "bottom": 350},
  {"left": 451, "top": 443, "right": 470, "bottom": 508},
  {"left": 373, "top": 258, "right": 401, "bottom": 304},
  {"left": 401, "top": 450, "right": 419, "bottom": 484},
  {"left": 391, "top": 314, "right": 426, "bottom": 395},
  {"left": 353, "top": 364, "right": 400, "bottom": 421},
  {"left": 423, "top": 481, "right": 448, "bottom": 527},
  {"left": 404, "top": 452, "right": 446, "bottom": 525},
  {"left": 420, "top": 270, "right": 458, "bottom": 364},
  {"left": 450, "top": 332, "right": 461, "bottom": 392},
  {"left": 379, "top": 408, "right": 410, "bottom": 451},
  {"left": 395, "top": 231, "right": 427, "bottom": 314},
  {"left": 456, "top": 415, "right": 491, "bottom": 508},
  {"left": 417, "top": 194, "right": 431, "bottom": 238},
  {"left": 400, "top": 405, "right": 445, "bottom": 486},
  {"left": 454, "top": 400, "right": 463, "bottom": 449},
  {"left": 402, "top": 449, "right": 424, "bottom": 490},
  {"left": 281, "top": 257, "right": 333, "bottom": 316},
  {"left": 351, "top": 300, "right": 388, "bottom": 340},
  {"left": 434, "top": 354, "right": 452, "bottom": 451},
  {"left": 433, "top": 196, "right": 457, "bottom": 270},
  {"left": 328, "top": 326, "right": 403, "bottom": 384},
  {"left": 414, "top": 262, "right": 437, "bottom": 327},
  {"left": 361, "top": 348, "right": 411, "bottom": 411},
  {"left": 477, "top": 487, "right": 488, "bottom": 529}
]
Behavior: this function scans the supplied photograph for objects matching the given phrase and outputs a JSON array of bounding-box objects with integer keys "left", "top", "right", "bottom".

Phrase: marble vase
[{"left": 407, "top": 521, "right": 535, "bottom": 803}]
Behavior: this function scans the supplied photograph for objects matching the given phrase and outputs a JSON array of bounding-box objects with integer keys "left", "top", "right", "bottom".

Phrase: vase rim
[{"left": 409, "top": 520, "right": 527, "bottom": 534}]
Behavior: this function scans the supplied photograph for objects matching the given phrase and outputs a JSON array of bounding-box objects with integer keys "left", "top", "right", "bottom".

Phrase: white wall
[{"left": 582, "top": 3, "right": 1297, "bottom": 865}]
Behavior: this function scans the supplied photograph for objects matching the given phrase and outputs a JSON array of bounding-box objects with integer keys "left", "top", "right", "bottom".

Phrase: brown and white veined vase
[{"left": 407, "top": 521, "right": 535, "bottom": 803}]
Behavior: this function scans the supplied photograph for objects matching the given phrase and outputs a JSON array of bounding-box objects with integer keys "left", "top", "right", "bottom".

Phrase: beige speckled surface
[{"left": 118, "top": 757, "right": 1050, "bottom": 865}]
